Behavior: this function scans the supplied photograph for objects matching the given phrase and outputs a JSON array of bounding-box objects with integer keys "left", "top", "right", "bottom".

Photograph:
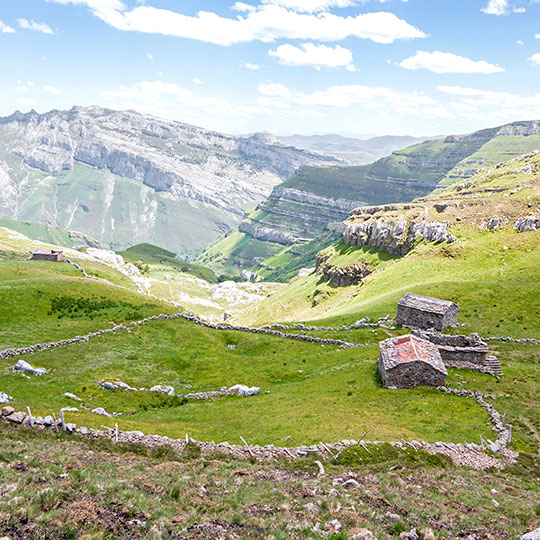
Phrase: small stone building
[
  {"left": 396, "top": 292, "right": 458, "bottom": 331},
  {"left": 378, "top": 334, "right": 447, "bottom": 389},
  {"left": 29, "top": 249, "right": 65, "bottom": 262},
  {"left": 411, "top": 329, "right": 503, "bottom": 376}
]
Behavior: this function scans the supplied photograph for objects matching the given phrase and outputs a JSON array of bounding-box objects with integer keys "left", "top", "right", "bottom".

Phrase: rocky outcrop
[
  {"left": 271, "top": 186, "right": 366, "bottom": 213},
  {"left": 239, "top": 221, "right": 306, "bottom": 245},
  {"left": 315, "top": 252, "right": 371, "bottom": 287},
  {"left": 514, "top": 216, "right": 540, "bottom": 232},
  {"left": 343, "top": 218, "right": 457, "bottom": 256}
]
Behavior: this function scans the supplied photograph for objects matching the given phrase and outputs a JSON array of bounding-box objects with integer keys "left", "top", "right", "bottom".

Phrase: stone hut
[
  {"left": 411, "top": 329, "right": 503, "bottom": 376},
  {"left": 396, "top": 292, "right": 458, "bottom": 331},
  {"left": 378, "top": 334, "right": 447, "bottom": 389},
  {"left": 30, "top": 249, "right": 65, "bottom": 262}
]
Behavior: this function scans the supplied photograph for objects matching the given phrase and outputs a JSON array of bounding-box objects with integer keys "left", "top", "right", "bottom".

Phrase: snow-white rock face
[{"left": 0, "top": 107, "right": 337, "bottom": 253}]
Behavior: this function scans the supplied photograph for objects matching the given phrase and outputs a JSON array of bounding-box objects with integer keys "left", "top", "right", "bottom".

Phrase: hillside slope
[
  {"left": 240, "top": 151, "right": 540, "bottom": 327},
  {"left": 202, "top": 120, "right": 540, "bottom": 279},
  {"left": 0, "top": 107, "right": 337, "bottom": 255}
]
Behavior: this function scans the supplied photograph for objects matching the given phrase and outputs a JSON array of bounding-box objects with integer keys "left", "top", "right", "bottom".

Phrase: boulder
[
  {"left": 91, "top": 407, "right": 112, "bottom": 417},
  {"left": 63, "top": 392, "right": 81, "bottom": 401},
  {"left": 0, "top": 392, "right": 12, "bottom": 404},
  {"left": 352, "top": 530, "right": 378, "bottom": 540},
  {"left": 149, "top": 384, "right": 175, "bottom": 396},
  {"left": 522, "top": 528, "right": 540, "bottom": 540},
  {"left": 12, "top": 359, "right": 48, "bottom": 376},
  {"left": 6, "top": 411, "right": 26, "bottom": 424},
  {"left": 2, "top": 406, "right": 15, "bottom": 416},
  {"left": 229, "top": 384, "right": 260, "bottom": 397}
]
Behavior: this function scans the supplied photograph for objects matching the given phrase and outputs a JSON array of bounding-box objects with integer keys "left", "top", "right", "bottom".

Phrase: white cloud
[
  {"left": 17, "top": 18, "right": 54, "bottom": 34},
  {"left": 0, "top": 19, "right": 16, "bottom": 33},
  {"left": 17, "top": 98, "right": 36, "bottom": 106},
  {"left": 47, "top": 1, "right": 426, "bottom": 45},
  {"left": 481, "top": 0, "right": 525, "bottom": 15},
  {"left": 399, "top": 50, "right": 504, "bottom": 74},
  {"left": 101, "top": 80, "right": 238, "bottom": 121},
  {"left": 146, "top": 52, "right": 153, "bottom": 60},
  {"left": 259, "top": 0, "right": 408, "bottom": 12},
  {"left": 269, "top": 42, "right": 354, "bottom": 69},
  {"left": 44, "top": 85, "right": 62, "bottom": 95},
  {"left": 517, "top": 39, "right": 524, "bottom": 46},
  {"left": 16, "top": 81, "right": 34, "bottom": 92},
  {"left": 529, "top": 53, "right": 540, "bottom": 67},
  {"left": 261, "top": 0, "right": 357, "bottom": 12},
  {"left": 192, "top": 78, "right": 202, "bottom": 85},
  {"left": 257, "top": 82, "right": 439, "bottom": 117},
  {"left": 240, "top": 61, "right": 260, "bottom": 70}
]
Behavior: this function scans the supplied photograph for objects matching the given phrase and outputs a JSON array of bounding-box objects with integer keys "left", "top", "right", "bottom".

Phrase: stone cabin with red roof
[
  {"left": 378, "top": 334, "right": 447, "bottom": 389},
  {"left": 396, "top": 293, "right": 458, "bottom": 331}
]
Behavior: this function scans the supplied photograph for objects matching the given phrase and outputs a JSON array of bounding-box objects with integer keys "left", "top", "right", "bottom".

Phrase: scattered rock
[
  {"left": 101, "top": 380, "right": 137, "bottom": 391},
  {"left": 5, "top": 411, "right": 26, "bottom": 424},
  {"left": 149, "top": 384, "right": 175, "bottom": 396},
  {"left": 522, "top": 527, "right": 540, "bottom": 540},
  {"left": 60, "top": 407, "right": 79, "bottom": 413},
  {"left": 229, "top": 384, "right": 261, "bottom": 397},
  {"left": 91, "top": 407, "right": 112, "bottom": 417},
  {"left": 352, "top": 531, "right": 377, "bottom": 540},
  {"left": 0, "top": 392, "right": 12, "bottom": 404},
  {"left": 2, "top": 406, "right": 15, "bottom": 416},
  {"left": 12, "top": 359, "right": 48, "bottom": 376},
  {"left": 63, "top": 392, "right": 82, "bottom": 401}
]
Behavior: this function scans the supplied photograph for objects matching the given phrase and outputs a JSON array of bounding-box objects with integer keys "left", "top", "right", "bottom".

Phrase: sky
[{"left": 1, "top": 0, "right": 540, "bottom": 137}]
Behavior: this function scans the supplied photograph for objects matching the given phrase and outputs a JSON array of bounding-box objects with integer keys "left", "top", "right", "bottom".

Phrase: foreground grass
[{"left": 0, "top": 423, "right": 538, "bottom": 539}]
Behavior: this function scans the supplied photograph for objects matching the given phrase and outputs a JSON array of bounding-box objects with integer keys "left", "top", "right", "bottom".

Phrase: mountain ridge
[{"left": 0, "top": 105, "right": 338, "bottom": 255}]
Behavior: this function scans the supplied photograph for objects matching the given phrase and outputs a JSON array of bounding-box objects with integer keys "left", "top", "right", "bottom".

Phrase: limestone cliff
[{"left": 0, "top": 107, "right": 337, "bottom": 254}]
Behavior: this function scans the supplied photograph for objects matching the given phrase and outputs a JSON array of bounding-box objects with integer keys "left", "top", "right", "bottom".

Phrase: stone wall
[
  {"left": 379, "top": 358, "right": 446, "bottom": 389},
  {"left": 396, "top": 304, "right": 450, "bottom": 332}
]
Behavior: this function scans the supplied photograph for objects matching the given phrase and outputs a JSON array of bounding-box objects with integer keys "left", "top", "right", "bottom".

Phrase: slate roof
[
  {"left": 30, "top": 249, "right": 63, "bottom": 255},
  {"left": 379, "top": 334, "right": 447, "bottom": 374},
  {"left": 397, "top": 292, "right": 456, "bottom": 315}
]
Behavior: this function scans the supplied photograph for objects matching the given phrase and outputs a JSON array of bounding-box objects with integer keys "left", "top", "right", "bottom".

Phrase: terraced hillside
[
  {"left": 201, "top": 120, "right": 540, "bottom": 280},
  {"left": 0, "top": 107, "right": 337, "bottom": 255}
]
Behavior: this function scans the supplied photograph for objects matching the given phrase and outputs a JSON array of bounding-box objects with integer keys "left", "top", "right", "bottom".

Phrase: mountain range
[
  {"left": 277, "top": 133, "right": 431, "bottom": 164},
  {"left": 0, "top": 106, "right": 337, "bottom": 255},
  {"left": 199, "top": 119, "right": 540, "bottom": 280}
]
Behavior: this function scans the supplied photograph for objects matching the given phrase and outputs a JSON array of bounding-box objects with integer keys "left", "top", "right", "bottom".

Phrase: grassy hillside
[
  {"left": 0, "top": 227, "right": 509, "bottom": 449},
  {"left": 0, "top": 217, "right": 105, "bottom": 249},
  {"left": 118, "top": 243, "right": 217, "bottom": 283},
  {"left": 199, "top": 120, "right": 540, "bottom": 281},
  {"left": 2, "top": 424, "right": 538, "bottom": 539}
]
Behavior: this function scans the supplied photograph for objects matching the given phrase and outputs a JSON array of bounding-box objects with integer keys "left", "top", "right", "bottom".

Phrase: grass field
[{"left": 1, "top": 423, "right": 538, "bottom": 539}]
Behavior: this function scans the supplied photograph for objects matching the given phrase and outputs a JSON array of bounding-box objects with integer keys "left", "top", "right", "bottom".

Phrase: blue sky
[{"left": 1, "top": 0, "right": 540, "bottom": 136}]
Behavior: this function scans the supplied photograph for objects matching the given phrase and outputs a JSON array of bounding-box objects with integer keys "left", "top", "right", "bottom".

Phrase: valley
[{"left": 1, "top": 110, "right": 540, "bottom": 539}]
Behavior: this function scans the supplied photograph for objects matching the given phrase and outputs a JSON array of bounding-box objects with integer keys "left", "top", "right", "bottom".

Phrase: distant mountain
[
  {"left": 0, "top": 106, "right": 337, "bottom": 255},
  {"left": 277, "top": 133, "right": 432, "bottom": 164},
  {"left": 199, "top": 119, "right": 540, "bottom": 280}
]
